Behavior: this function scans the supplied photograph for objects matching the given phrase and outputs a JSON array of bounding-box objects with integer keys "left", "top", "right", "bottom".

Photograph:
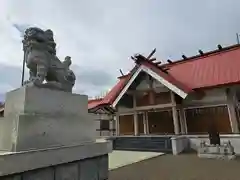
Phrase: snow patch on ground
[{"left": 109, "top": 150, "right": 165, "bottom": 170}]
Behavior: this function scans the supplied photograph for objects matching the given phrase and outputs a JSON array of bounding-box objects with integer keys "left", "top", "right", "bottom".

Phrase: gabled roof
[
  {"left": 98, "top": 44, "right": 240, "bottom": 108},
  {"left": 112, "top": 60, "right": 194, "bottom": 107}
]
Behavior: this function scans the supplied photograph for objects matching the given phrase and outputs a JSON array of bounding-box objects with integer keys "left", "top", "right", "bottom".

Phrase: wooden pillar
[
  {"left": 170, "top": 91, "right": 180, "bottom": 134},
  {"left": 179, "top": 108, "right": 187, "bottom": 134},
  {"left": 146, "top": 112, "right": 149, "bottom": 134},
  {"left": 134, "top": 113, "right": 138, "bottom": 136},
  {"left": 183, "top": 109, "right": 188, "bottom": 134},
  {"left": 133, "top": 94, "right": 139, "bottom": 136},
  {"left": 226, "top": 88, "right": 239, "bottom": 133},
  {"left": 149, "top": 90, "right": 155, "bottom": 105},
  {"left": 178, "top": 109, "right": 184, "bottom": 134},
  {"left": 172, "top": 106, "right": 180, "bottom": 134},
  {"left": 147, "top": 75, "right": 152, "bottom": 135},
  {"left": 115, "top": 112, "right": 120, "bottom": 136},
  {"left": 143, "top": 112, "right": 148, "bottom": 134}
]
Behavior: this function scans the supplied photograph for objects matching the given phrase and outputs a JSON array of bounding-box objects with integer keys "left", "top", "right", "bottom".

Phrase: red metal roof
[
  {"left": 87, "top": 75, "right": 130, "bottom": 109},
  {"left": 102, "top": 74, "right": 131, "bottom": 104},
  {"left": 88, "top": 98, "right": 103, "bottom": 109},
  {"left": 89, "top": 44, "right": 240, "bottom": 108},
  {"left": 165, "top": 45, "right": 240, "bottom": 90}
]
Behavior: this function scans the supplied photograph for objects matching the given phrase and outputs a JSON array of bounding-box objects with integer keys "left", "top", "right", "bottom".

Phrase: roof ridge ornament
[
  {"left": 131, "top": 49, "right": 169, "bottom": 72},
  {"left": 217, "top": 44, "right": 223, "bottom": 50}
]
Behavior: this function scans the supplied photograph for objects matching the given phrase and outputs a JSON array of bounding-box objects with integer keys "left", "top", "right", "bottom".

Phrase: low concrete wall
[
  {"left": 188, "top": 135, "right": 240, "bottom": 155},
  {"left": 171, "top": 135, "right": 240, "bottom": 155},
  {"left": 96, "top": 131, "right": 115, "bottom": 137},
  {"left": 171, "top": 136, "right": 190, "bottom": 155},
  {"left": 0, "top": 141, "right": 112, "bottom": 180}
]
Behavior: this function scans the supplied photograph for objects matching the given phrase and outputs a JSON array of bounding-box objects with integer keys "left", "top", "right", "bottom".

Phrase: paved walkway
[
  {"left": 109, "top": 153, "right": 240, "bottom": 180},
  {"left": 109, "top": 150, "right": 164, "bottom": 170}
]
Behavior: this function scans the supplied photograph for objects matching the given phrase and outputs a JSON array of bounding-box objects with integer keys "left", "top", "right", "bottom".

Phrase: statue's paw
[
  {"left": 24, "top": 77, "right": 43, "bottom": 87},
  {"left": 23, "top": 80, "right": 31, "bottom": 85},
  {"left": 23, "top": 81, "right": 35, "bottom": 88}
]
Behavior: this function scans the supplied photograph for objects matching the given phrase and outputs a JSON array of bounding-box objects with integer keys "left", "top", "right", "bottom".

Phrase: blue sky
[{"left": 0, "top": 0, "right": 240, "bottom": 99}]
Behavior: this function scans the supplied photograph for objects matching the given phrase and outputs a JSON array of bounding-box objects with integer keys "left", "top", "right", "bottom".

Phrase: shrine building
[{"left": 90, "top": 44, "right": 240, "bottom": 136}]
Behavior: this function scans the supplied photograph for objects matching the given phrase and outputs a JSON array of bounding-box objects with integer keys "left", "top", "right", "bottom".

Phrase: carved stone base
[
  {"left": 198, "top": 153, "right": 236, "bottom": 160},
  {"left": 198, "top": 141, "right": 236, "bottom": 160}
]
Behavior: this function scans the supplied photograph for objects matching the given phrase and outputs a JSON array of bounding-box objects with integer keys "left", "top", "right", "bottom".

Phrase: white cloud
[{"left": 0, "top": 0, "right": 240, "bottom": 97}]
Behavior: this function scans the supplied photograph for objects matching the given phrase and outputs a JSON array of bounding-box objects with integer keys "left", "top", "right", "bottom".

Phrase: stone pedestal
[
  {"left": 0, "top": 86, "right": 97, "bottom": 152},
  {"left": 198, "top": 141, "right": 236, "bottom": 160},
  {"left": 0, "top": 140, "right": 112, "bottom": 179}
]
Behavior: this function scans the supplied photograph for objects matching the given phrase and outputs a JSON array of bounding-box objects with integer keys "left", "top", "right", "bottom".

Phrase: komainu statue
[{"left": 22, "top": 27, "right": 76, "bottom": 92}]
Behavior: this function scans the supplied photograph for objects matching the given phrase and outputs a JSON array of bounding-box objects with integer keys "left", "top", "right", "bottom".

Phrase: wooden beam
[
  {"left": 182, "top": 100, "right": 228, "bottom": 109},
  {"left": 136, "top": 103, "right": 173, "bottom": 111},
  {"left": 118, "top": 103, "right": 173, "bottom": 113},
  {"left": 126, "top": 86, "right": 168, "bottom": 95},
  {"left": 147, "top": 48, "right": 156, "bottom": 59},
  {"left": 149, "top": 58, "right": 156, "bottom": 62},
  {"left": 154, "top": 61, "right": 162, "bottom": 65}
]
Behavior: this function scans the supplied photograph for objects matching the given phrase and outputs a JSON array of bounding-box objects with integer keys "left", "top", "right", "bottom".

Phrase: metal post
[{"left": 21, "top": 49, "right": 26, "bottom": 86}]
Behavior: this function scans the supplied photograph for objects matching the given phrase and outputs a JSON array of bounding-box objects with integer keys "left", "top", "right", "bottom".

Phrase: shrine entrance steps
[{"left": 109, "top": 136, "right": 173, "bottom": 153}]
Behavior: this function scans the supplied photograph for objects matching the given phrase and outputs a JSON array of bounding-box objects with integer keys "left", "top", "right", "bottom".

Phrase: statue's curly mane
[
  {"left": 23, "top": 27, "right": 45, "bottom": 42},
  {"left": 23, "top": 27, "right": 56, "bottom": 55}
]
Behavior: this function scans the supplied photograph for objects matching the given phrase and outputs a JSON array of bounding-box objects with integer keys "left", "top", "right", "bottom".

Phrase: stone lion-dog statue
[{"left": 22, "top": 27, "right": 76, "bottom": 92}]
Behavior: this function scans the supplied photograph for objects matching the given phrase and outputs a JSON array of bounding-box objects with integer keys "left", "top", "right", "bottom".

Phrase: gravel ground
[{"left": 109, "top": 153, "right": 240, "bottom": 180}]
